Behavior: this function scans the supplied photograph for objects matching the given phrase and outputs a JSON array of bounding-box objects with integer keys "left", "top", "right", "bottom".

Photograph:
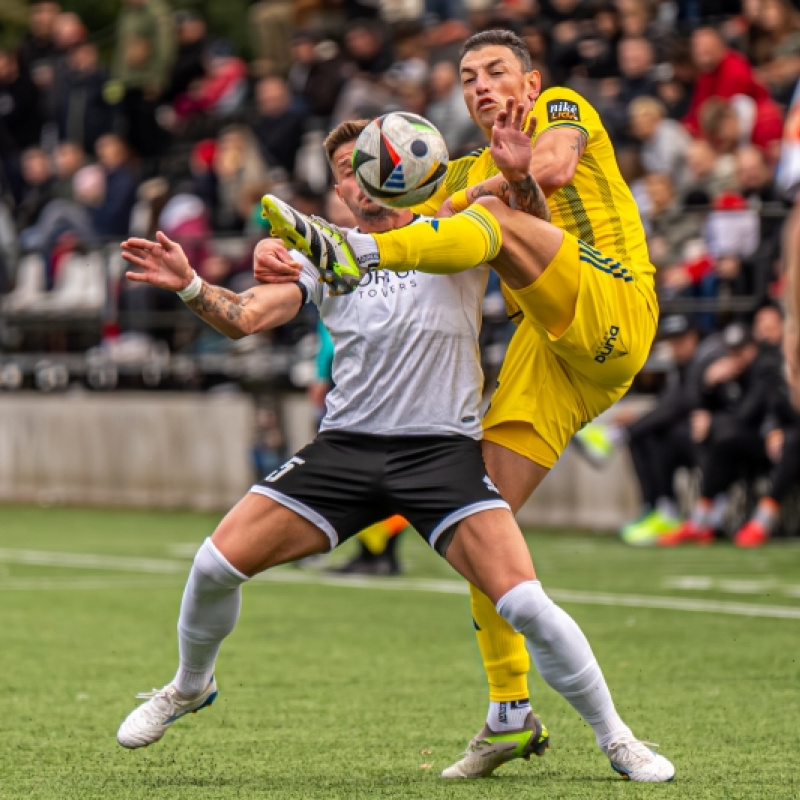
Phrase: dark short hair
[
  {"left": 323, "top": 119, "right": 370, "bottom": 172},
  {"left": 460, "top": 29, "right": 533, "bottom": 72}
]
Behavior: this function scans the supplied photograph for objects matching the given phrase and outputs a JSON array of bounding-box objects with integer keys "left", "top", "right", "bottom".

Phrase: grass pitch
[{"left": 1, "top": 505, "right": 799, "bottom": 799}]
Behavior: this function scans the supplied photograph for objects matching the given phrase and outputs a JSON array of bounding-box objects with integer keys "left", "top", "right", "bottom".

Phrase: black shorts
[{"left": 250, "top": 432, "right": 509, "bottom": 555}]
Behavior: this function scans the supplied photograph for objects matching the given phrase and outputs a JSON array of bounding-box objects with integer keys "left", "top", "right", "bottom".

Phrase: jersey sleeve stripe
[{"left": 545, "top": 122, "right": 590, "bottom": 139}]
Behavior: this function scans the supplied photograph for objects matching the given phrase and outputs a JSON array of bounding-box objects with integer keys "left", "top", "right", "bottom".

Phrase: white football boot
[
  {"left": 116, "top": 676, "right": 218, "bottom": 749},
  {"left": 607, "top": 735, "right": 675, "bottom": 782}
]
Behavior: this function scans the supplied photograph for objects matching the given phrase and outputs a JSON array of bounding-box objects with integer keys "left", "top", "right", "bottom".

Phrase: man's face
[
  {"left": 692, "top": 30, "right": 724, "bottom": 74},
  {"left": 754, "top": 306, "right": 784, "bottom": 346},
  {"left": 332, "top": 141, "right": 393, "bottom": 222},
  {"left": 459, "top": 45, "right": 539, "bottom": 133},
  {"left": 668, "top": 331, "right": 698, "bottom": 365}
]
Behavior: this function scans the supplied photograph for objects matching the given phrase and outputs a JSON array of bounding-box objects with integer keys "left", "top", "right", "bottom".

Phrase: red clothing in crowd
[{"left": 683, "top": 49, "right": 784, "bottom": 151}]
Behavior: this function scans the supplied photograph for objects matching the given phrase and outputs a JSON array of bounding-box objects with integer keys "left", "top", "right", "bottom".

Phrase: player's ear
[
  {"left": 334, "top": 184, "right": 343, "bottom": 201},
  {"left": 526, "top": 70, "right": 541, "bottom": 103}
]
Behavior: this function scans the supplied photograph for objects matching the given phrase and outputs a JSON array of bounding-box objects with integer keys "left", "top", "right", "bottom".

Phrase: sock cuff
[
  {"left": 461, "top": 205, "right": 503, "bottom": 261},
  {"left": 197, "top": 537, "right": 249, "bottom": 585},
  {"left": 495, "top": 580, "right": 553, "bottom": 631}
]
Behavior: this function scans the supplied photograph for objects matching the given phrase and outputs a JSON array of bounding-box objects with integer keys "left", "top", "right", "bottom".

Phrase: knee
[
  {"left": 473, "top": 195, "right": 508, "bottom": 219},
  {"left": 496, "top": 580, "right": 554, "bottom": 634}
]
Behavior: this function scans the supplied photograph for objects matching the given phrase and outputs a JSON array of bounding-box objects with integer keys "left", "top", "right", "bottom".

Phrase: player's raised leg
[
  {"left": 444, "top": 508, "right": 675, "bottom": 783},
  {"left": 116, "top": 493, "right": 330, "bottom": 749}
]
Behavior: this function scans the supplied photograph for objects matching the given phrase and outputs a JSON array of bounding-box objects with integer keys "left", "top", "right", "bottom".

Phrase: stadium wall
[{"left": 0, "top": 393, "right": 640, "bottom": 528}]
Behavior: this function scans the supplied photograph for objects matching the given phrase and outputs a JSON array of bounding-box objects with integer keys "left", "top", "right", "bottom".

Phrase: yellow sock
[
  {"left": 470, "top": 583, "right": 530, "bottom": 702},
  {"left": 357, "top": 516, "right": 407, "bottom": 554},
  {"left": 375, "top": 206, "right": 502, "bottom": 274}
]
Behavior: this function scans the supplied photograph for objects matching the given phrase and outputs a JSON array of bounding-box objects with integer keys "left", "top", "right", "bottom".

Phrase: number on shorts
[{"left": 265, "top": 456, "right": 306, "bottom": 483}]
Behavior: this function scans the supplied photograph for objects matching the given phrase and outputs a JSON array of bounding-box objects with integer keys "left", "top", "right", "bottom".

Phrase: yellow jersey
[{"left": 415, "top": 86, "right": 655, "bottom": 303}]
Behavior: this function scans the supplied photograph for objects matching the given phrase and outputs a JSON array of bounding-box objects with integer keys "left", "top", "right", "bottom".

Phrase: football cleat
[
  {"left": 733, "top": 519, "right": 769, "bottom": 548},
  {"left": 607, "top": 736, "right": 675, "bottom": 782},
  {"left": 573, "top": 423, "right": 615, "bottom": 469},
  {"left": 116, "top": 676, "right": 217, "bottom": 749},
  {"left": 441, "top": 712, "right": 549, "bottom": 778},
  {"left": 657, "top": 520, "right": 714, "bottom": 546},
  {"left": 261, "top": 195, "right": 364, "bottom": 294},
  {"left": 621, "top": 509, "right": 681, "bottom": 546}
]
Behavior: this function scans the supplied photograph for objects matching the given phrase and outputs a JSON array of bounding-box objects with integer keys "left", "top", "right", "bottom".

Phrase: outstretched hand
[
  {"left": 254, "top": 237, "right": 304, "bottom": 284},
  {"left": 121, "top": 231, "right": 194, "bottom": 291},
  {"left": 490, "top": 97, "right": 536, "bottom": 181}
]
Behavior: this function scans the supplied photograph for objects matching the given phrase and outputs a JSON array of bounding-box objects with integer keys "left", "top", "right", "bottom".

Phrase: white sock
[
  {"left": 496, "top": 580, "right": 632, "bottom": 752},
  {"left": 345, "top": 230, "right": 380, "bottom": 270},
  {"left": 487, "top": 699, "right": 531, "bottom": 732},
  {"left": 173, "top": 538, "right": 248, "bottom": 696}
]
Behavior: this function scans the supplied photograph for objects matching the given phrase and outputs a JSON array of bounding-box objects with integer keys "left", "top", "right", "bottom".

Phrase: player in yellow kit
[{"left": 261, "top": 29, "right": 660, "bottom": 780}]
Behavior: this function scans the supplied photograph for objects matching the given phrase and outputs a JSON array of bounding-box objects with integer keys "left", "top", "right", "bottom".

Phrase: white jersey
[{"left": 296, "top": 221, "right": 488, "bottom": 439}]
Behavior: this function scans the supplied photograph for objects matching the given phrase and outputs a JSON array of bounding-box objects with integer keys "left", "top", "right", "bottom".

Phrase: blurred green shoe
[
  {"left": 620, "top": 509, "right": 681, "bottom": 546},
  {"left": 573, "top": 422, "right": 615, "bottom": 468}
]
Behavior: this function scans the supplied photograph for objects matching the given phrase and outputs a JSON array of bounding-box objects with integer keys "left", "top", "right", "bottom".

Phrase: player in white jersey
[{"left": 115, "top": 120, "right": 672, "bottom": 784}]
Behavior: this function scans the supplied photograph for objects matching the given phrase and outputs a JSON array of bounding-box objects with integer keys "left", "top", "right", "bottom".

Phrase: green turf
[{"left": 1, "top": 505, "right": 799, "bottom": 799}]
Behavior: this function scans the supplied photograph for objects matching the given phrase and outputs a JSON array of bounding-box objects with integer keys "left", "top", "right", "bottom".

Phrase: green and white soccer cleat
[
  {"left": 620, "top": 509, "right": 681, "bottom": 546},
  {"left": 261, "top": 194, "right": 364, "bottom": 295},
  {"left": 607, "top": 736, "right": 675, "bottom": 782},
  {"left": 441, "top": 712, "right": 549, "bottom": 778},
  {"left": 116, "top": 676, "right": 218, "bottom": 749}
]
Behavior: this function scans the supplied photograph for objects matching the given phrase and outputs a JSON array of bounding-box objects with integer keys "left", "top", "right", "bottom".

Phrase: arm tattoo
[
  {"left": 509, "top": 175, "right": 551, "bottom": 222},
  {"left": 468, "top": 179, "right": 510, "bottom": 205},
  {"left": 186, "top": 282, "right": 256, "bottom": 329},
  {"left": 571, "top": 131, "right": 588, "bottom": 156}
]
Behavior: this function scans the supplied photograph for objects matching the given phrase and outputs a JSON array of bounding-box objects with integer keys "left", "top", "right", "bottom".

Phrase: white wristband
[{"left": 177, "top": 271, "right": 202, "bottom": 302}]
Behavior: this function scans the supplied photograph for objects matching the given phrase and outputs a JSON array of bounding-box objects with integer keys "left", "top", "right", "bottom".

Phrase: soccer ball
[{"left": 352, "top": 112, "right": 449, "bottom": 209}]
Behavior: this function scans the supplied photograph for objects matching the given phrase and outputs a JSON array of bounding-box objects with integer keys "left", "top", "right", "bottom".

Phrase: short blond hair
[
  {"left": 323, "top": 120, "right": 370, "bottom": 173},
  {"left": 629, "top": 96, "right": 665, "bottom": 119}
]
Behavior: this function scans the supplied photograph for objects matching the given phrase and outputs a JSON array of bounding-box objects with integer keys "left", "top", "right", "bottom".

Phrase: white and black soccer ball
[{"left": 352, "top": 112, "right": 449, "bottom": 209}]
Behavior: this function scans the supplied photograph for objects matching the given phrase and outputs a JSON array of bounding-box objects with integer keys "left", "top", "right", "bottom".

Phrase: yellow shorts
[{"left": 483, "top": 232, "right": 658, "bottom": 469}]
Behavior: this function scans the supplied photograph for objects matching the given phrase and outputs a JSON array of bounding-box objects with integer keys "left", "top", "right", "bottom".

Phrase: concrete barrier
[{"left": 0, "top": 392, "right": 645, "bottom": 529}]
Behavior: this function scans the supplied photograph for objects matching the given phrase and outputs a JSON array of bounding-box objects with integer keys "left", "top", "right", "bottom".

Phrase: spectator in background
[
  {"left": 683, "top": 26, "right": 783, "bottom": 161},
  {"left": 16, "top": 0, "right": 59, "bottom": 93},
  {"left": 252, "top": 75, "right": 307, "bottom": 179},
  {"left": 163, "top": 10, "right": 208, "bottom": 105},
  {"left": 286, "top": 32, "right": 347, "bottom": 126},
  {"left": 660, "top": 317, "right": 782, "bottom": 546},
  {"left": 630, "top": 95, "right": 692, "bottom": 193},
  {"left": 93, "top": 133, "right": 138, "bottom": 239},
  {"left": 55, "top": 41, "right": 114, "bottom": 155},
  {"left": 642, "top": 172, "right": 702, "bottom": 271},
  {"left": 575, "top": 315, "right": 720, "bottom": 545},
  {"left": 51, "top": 141, "right": 85, "bottom": 201},
  {"left": 15, "top": 147, "right": 53, "bottom": 231},
  {"left": 749, "top": 0, "right": 800, "bottom": 106},
  {"left": 0, "top": 49, "right": 43, "bottom": 201},
  {"left": 426, "top": 60, "right": 482, "bottom": 156},
  {"left": 248, "top": 0, "right": 295, "bottom": 77},
  {"left": 109, "top": 0, "right": 176, "bottom": 161},
  {"left": 731, "top": 303, "right": 799, "bottom": 546},
  {"left": 197, "top": 125, "right": 270, "bottom": 232},
  {"left": 600, "top": 36, "right": 659, "bottom": 145},
  {"left": 172, "top": 41, "right": 248, "bottom": 128},
  {"left": 681, "top": 137, "right": 736, "bottom": 206},
  {"left": 343, "top": 18, "right": 394, "bottom": 77}
]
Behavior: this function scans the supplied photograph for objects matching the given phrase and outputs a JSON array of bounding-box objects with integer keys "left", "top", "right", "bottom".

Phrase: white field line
[{"left": 1, "top": 548, "right": 800, "bottom": 620}]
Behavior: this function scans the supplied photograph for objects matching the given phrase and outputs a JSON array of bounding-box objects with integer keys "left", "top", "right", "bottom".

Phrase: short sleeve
[{"left": 532, "top": 87, "right": 600, "bottom": 145}]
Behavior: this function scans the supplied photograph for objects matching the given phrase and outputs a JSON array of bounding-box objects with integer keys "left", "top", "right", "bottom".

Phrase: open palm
[
  {"left": 491, "top": 98, "right": 536, "bottom": 180},
  {"left": 121, "top": 231, "right": 194, "bottom": 292}
]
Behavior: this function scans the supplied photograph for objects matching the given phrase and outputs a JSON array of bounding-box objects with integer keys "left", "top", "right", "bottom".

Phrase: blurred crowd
[
  {"left": 1, "top": 1, "right": 799, "bottom": 375},
  {"left": 1, "top": 0, "right": 799, "bottom": 544}
]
